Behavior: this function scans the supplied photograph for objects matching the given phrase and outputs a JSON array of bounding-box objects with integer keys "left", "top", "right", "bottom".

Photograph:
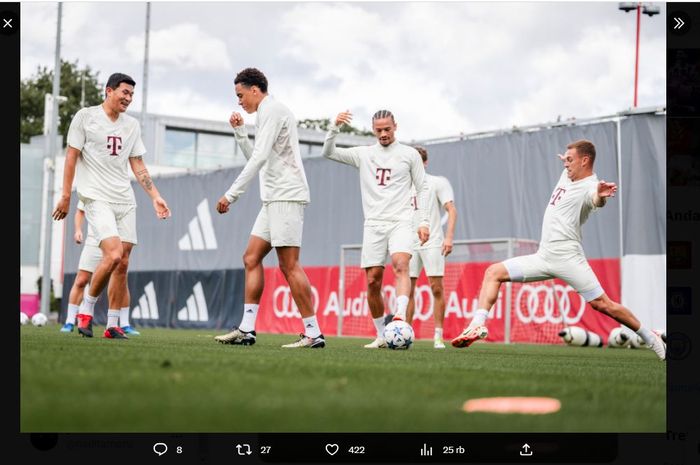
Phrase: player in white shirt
[
  {"left": 406, "top": 147, "right": 457, "bottom": 349},
  {"left": 322, "top": 109, "right": 430, "bottom": 348},
  {"left": 451, "top": 140, "right": 666, "bottom": 360},
  {"left": 53, "top": 73, "right": 170, "bottom": 340},
  {"left": 214, "top": 68, "right": 324, "bottom": 349},
  {"left": 59, "top": 201, "right": 140, "bottom": 335}
]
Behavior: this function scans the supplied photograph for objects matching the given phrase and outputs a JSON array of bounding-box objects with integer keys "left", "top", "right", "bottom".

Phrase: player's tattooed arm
[{"left": 130, "top": 156, "right": 154, "bottom": 191}]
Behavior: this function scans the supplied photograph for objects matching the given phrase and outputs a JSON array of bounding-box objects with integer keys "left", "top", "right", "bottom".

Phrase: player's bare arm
[
  {"left": 74, "top": 209, "right": 85, "bottom": 244},
  {"left": 52, "top": 146, "right": 80, "bottom": 221},
  {"left": 443, "top": 201, "right": 457, "bottom": 256},
  {"left": 129, "top": 156, "right": 171, "bottom": 219}
]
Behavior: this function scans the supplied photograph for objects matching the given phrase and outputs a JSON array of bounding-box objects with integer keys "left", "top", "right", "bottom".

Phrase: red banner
[{"left": 255, "top": 259, "right": 621, "bottom": 345}]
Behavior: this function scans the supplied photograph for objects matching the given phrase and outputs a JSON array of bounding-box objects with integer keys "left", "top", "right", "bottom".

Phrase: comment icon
[{"left": 153, "top": 442, "right": 168, "bottom": 456}]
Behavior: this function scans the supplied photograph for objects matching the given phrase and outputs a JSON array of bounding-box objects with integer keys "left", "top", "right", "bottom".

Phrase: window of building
[{"left": 164, "top": 129, "right": 196, "bottom": 168}]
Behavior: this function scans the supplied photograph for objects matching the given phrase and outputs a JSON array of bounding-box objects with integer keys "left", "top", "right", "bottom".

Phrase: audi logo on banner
[
  {"left": 515, "top": 283, "right": 586, "bottom": 325},
  {"left": 411, "top": 285, "right": 435, "bottom": 322},
  {"left": 273, "top": 285, "right": 320, "bottom": 318}
]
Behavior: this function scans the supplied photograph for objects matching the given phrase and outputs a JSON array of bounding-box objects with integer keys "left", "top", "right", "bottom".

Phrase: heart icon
[{"left": 325, "top": 443, "right": 339, "bottom": 456}]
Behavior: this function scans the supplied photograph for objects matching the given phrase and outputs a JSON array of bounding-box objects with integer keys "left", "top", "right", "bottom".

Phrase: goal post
[{"left": 338, "top": 238, "right": 571, "bottom": 344}]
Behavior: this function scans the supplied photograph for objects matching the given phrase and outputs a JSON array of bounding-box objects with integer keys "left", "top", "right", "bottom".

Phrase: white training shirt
[
  {"left": 67, "top": 105, "right": 146, "bottom": 204},
  {"left": 225, "top": 96, "right": 310, "bottom": 204},
  {"left": 540, "top": 169, "right": 599, "bottom": 248},
  {"left": 322, "top": 124, "right": 429, "bottom": 227},
  {"left": 76, "top": 200, "right": 99, "bottom": 246},
  {"left": 411, "top": 174, "right": 454, "bottom": 249}
]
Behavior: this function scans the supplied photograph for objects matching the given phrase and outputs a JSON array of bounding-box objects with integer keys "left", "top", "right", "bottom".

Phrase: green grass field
[{"left": 20, "top": 325, "right": 665, "bottom": 433}]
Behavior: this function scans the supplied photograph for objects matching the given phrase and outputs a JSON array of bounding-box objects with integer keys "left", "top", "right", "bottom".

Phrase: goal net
[{"left": 339, "top": 238, "right": 572, "bottom": 344}]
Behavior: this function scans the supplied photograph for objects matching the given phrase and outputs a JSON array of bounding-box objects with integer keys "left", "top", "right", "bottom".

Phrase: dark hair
[
  {"left": 234, "top": 68, "right": 268, "bottom": 93},
  {"left": 414, "top": 146, "right": 428, "bottom": 162},
  {"left": 372, "top": 109, "right": 395, "bottom": 123},
  {"left": 567, "top": 139, "right": 596, "bottom": 164},
  {"left": 106, "top": 73, "right": 136, "bottom": 90}
]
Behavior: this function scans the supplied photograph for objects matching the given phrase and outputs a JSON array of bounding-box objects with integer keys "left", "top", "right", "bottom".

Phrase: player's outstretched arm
[
  {"left": 592, "top": 180, "right": 617, "bottom": 207},
  {"left": 321, "top": 110, "right": 361, "bottom": 167},
  {"left": 129, "top": 156, "right": 171, "bottom": 219},
  {"left": 52, "top": 146, "right": 81, "bottom": 221}
]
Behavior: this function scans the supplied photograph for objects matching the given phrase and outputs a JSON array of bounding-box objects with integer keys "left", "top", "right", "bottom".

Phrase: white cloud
[
  {"left": 125, "top": 23, "right": 232, "bottom": 71},
  {"left": 145, "top": 87, "right": 232, "bottom": 123}
]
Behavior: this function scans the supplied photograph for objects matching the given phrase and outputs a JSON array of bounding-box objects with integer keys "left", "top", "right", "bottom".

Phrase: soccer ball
[
  {"left": 20, "top": 312, "right": 29, "bottom": 325},
  {"left": 31, "top": 312, "right": 48, "bottom": 327},
  {"left": 383, "top": 320, "right": 414, "bottom": 350},
  {"left": 558, "top": 326, "right": 602, "bottom": 347},
  {"left": 607, "top": 327, "right": 631, "bottom": 348}
]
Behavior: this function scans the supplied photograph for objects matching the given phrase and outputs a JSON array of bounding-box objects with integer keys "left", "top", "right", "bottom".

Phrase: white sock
[
  {"left": 120, "top": 307, "right": 130, "bottom": 327},
  {"left": 471, "top": 308, "right": 490, "bottom": 328},
  {"left": 302, "top": 315, "right": 321, "bottom": 338},
  {"left": 107, "top": 309, "right": 120, "bottom": 329},
  {"left": 434, "top": 327, "right": 443, "bottom": 340},
  {"left": 239, "top": 303, "right": 259, "bottom": 332},
  {"left": 373, "top": 317, "right": 386, "bottom": 338},
  {"left": 636, "top": 326, "right": 656, "bottom": 346},
  {"left": 79, "top": 294, "right": 98, "bottom": 317},
  {"left": 394, "top": 295, "right": 409, "bottom": 320},
  {"left": 66, "top": 304, "right": 79, "bottom": 325}
]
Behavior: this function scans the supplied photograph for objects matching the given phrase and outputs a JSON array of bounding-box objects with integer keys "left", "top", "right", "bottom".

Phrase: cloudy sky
[{"left": 21, "top": 1, "right": 666, "bottom": 140}]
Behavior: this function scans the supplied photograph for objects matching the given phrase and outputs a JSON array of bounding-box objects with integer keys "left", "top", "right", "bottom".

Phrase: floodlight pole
[
  {"left": 633, "top": 3, "right": 641, "bottom": 108},
  {"left": 39, "top": 2, "right": 62, "bottom": 316}
]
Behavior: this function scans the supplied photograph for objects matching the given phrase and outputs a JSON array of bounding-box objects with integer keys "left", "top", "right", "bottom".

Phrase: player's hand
[
  {"left": 442, "top": 239, "right": 453, "bottom": 257},
  {"left": 153, "top": 196, "right": 171, "bottom": 219},
  {"left": 597, "top": 180, "right": 617, "bottom": 198},
  {"left": 74, "top": 231, "right": 83, "bottom": 244},
  {"left": 217, "top": 196, "right": 231, "bottom": 214},
  {"left": 52, "top": 195, "right": 70, "bottom": 221},
  {"left": 335, "top": 110, "right": 352, "bottom": 127},
  {"left": 418, "top": 226, "right": 430, "bottom": 245},
  {"left": 229, "top": 112, "right": 244, "bottom": 128},
  {"left": 557, "top": 153, "right": 566, "bottom": 162}
]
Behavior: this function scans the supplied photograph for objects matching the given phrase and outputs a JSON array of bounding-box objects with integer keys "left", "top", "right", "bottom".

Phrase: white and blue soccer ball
[
  {"left": 31, "top": 312, "right": 48, "bottom": 327},
  {"left": 383, "top": 320, "right": 414, "bottom": 350},
  {"left": 20, "top": 312, "right": 29, "bottom": 325}
]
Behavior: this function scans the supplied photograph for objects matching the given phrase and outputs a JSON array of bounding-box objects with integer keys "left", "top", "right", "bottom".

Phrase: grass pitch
[{"left": 20, "top": 325, "right": 665, "bottom": 432}]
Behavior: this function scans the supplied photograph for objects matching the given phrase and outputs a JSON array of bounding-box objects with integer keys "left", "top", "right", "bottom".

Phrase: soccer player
[
  {"left": 322, "top": 110, "right": 430, "bottom": 348},
  {"left": 406, "top": 146, "right": 457, "bottom": 349},
  {"left": 52, "top": 72, "right": 170, "bottom": 339},
  {"left": 450, "top": 140, "right": 666, "bottom": 360},
  {"left": 59, "top": 202, "right": 140, "bottom": 335},
  {"left": 214, "top": 68, "right": 324, "bottom": 349}
]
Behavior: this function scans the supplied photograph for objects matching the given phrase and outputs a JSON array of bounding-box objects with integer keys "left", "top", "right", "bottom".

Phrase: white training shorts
[
  {"left": 361, "top": 221, "right": 414, "bottom": 268},
  {"left": 251, "top": 201, "right": 306, "bottom": 247},
  {"left": 502, "top": 245, "right": 604, "bottom": 302},
  {"left": 78, "top": 244, "right": 102, "bottom": 273},
  {"left": 81, "top": 198, "right": 138, "bottom": 245},
  {"left": 409, "top": 247, "right": 445, "bottom": 278}
]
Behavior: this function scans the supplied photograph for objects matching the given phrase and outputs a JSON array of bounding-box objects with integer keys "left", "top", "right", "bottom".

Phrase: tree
[
  {"left": 21, "top": 60, "right": 103, "bottom": 144},
  {"left": 298, "top": 117, "right": 374, "bottom": 137}
]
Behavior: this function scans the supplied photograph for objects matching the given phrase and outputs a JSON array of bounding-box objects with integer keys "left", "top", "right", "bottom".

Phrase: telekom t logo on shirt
[
  {"left": 106, "top": 136, "right": 123, "bottom": 156},
  {"left": 550, "top": 187, "right": 566, "bottom": 206},
  {"left": 376, "top": 168, "right": 391, "bottom": 186}
]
